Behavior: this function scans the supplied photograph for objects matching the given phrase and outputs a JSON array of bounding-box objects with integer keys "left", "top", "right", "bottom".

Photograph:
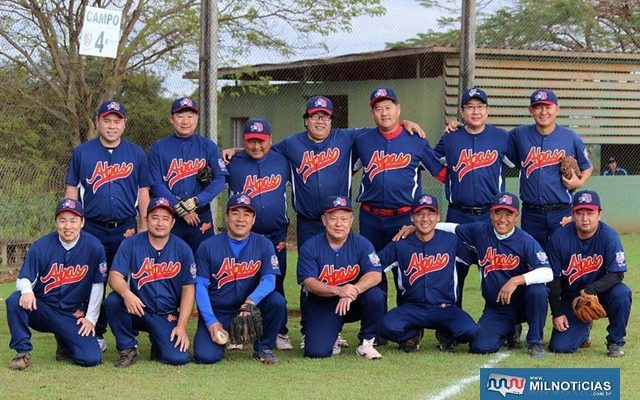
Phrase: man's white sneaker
[
  {"left": 97, "top": 337, "right": 107, "bottom": 353},
  {"left": 332, "top": 337, "right": 341, "bottom": 355},
  {"left": 356, "top": 338, "right": 382, "bottom": 360},
  {"left": 337, "top": 333, "right": 349, "bottom": 348},
  {"left": 276, "top": 334, "right": 294, "bottom": 350}
]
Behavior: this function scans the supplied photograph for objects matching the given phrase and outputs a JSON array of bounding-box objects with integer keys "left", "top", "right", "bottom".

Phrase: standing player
[
  {"left": 546, "top": 190, "right": 631, "bottom": 357},
  {"left": 379, "top": 194, "right": 478, "bottom": 352},
  {"left": 226, "top": 117, "right": 293, "bottom": 350},
  {"left": 507, "top": 89, "right": 593, "bottom": 247},
  {"left": 65, "top": 99, "right": 151, "bottom": 349},
  {"left": 6, "top": 199, "right": 107, "bottom": 370},
  {"left": 193, "top": 194, "right": 285, "bottom": 364},
  {"left": 437, "top": 192, "right": 553, "bottom": 357},
  {"left": 105, "top": 197, "right": 195, "bottom": 367},
  {"left": 297, "top": 196, "right": 385, "bottom": 359},
  {"left": 148, "top": 97, "right": 228, "bottom": 253}
]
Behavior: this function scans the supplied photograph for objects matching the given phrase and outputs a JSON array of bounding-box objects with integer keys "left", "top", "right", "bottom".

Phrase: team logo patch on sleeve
[
  {"left": 536, "top": 251, "right": 548, "bottom": 264},
  {"left": 271, "top": 255, "right": 279, "bottom": 269},
  {"left": 368, "top": 252, "right": 381, "bottom": 267},
  {"left": 218, "top": 158, "right": 227, "bottom": 172},
  {"left": 99, "top": 262, "right": 108, "bottom": 277},
  {"left": 190, "top": 263, "right": 197, "bottom": 279},
  {"left": 616, "top": 251, "right": 626, "bottom": 266}
]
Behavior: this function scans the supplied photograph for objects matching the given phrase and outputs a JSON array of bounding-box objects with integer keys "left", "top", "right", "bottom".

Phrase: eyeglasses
[
  {"left": 462, "top": 104, "right": 488, "bottom": 111},
  {"left": 307, "top": 114, "right": 331, "bottom": 121}
]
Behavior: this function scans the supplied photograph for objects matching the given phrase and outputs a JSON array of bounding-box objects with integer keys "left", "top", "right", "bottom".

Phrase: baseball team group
[{"left": 5, "top": 85, "right": 631, "bottom": 370}]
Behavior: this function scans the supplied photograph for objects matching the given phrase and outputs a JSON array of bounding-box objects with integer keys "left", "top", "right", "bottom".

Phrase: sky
[{"left": 165, "top": 0, "right": 444, "bottom": 96}]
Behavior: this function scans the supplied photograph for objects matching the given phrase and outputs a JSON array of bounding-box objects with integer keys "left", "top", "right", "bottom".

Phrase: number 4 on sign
[{"left": 79, "top": 6, "right": 122, "bottom": 59}]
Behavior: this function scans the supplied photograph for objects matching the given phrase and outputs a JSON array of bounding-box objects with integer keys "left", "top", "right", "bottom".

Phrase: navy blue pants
[
  {"left": 193, "top": 291, "right": 285, "bottom": 364},
  {"left": 382, "top": 303, "right": 478, "bottom": 344},
  {"left": 262, "top": 228, "right": 289, "bottom": 335},
  {"left": 84, "top": 217, "right": 137, "bottom": 338},
  {"left": 470, "top": 284, "right": 549, "bottom": 354},
  {"left": 104, "top": 292, "right": 189, "bottom": 365},
  {"left": 301, "top": 287, "right": 385, "bottom": 358},
  {"left": 550, "top": 283, "right": 632, "bottom": 353},
  {"left": 521, "top": 206, "right": 570, "bottom": 249},
  {"left": 6, "top": 291, "right": 101, "bottom": 366},
  {"left": 173, "top": 209, "right": 215, "bottom": 254},
  {"left": 296, "top": 214, "right": 324, "bottom": 248}
]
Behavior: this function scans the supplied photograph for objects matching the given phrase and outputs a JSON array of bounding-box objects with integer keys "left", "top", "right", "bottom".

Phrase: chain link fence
[{"left": 2, "top": 1, "right": 639, "bottom": 274}]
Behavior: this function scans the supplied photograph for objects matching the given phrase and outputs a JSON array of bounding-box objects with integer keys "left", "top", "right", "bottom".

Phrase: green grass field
[{"left": 0, "top": 234, "right": 637, "bottom": 400}]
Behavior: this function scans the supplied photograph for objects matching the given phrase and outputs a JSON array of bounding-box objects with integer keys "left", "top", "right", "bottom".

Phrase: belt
[
  {"left": 522, "top": 203, "right": 570, "bottom": 213},
  {"left": 361, "top": 203, "right": 412, "bottom": 217},
  {"left": 86, "top": 217, "right": 135, "bottom": 229},
  {"left": 448, "top": 203, "right": 490, "bottom": 216}
]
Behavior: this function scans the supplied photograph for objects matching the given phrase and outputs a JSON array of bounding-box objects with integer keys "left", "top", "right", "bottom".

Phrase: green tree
[
  {"left": 0, "top": 0, "right": 384, "bottom": 147},
  {"left": 388, "top": 0, "right": 640, "bottom": 52}
]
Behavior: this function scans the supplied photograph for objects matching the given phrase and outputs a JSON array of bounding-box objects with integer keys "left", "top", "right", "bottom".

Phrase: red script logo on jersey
[
  {"left": 164, "top": 158, "right": 206, "bottom": 189},
  {"left": 40, "top": 263, "right": 89, "bottom": 294},
  {"left": 214, "top": 258, "right": 261, "bottom": 289},
  {"left": 364, "top": 151, "right": 411, "bottom": 181},
  {"left": 242, "top": 174, "right": 282, "bottom": 198},
  {"left": 87, "top": 162, "right": 134, "bottom": 193},
  {"left": 521, "top": 148, "right": 565, "bottom": 178},
  {"left": 132, "top": 257, "right": 181, "bottom": 289},
  {"left": 296, "top": 148, "right": 340, "bottom": 183},
  {"left": 318, "top": 264, "right": 360, "bottom": 286},
  {"left": 479, "top": 247, "right": 520, "bottom": 277},
  {"left": 562, "top": 254, "right": 603, "bottom": 285},
  {"left": 405, "top": 253, "right": 450, "bottom": 285},
  {"left": 453, "top": 149, "right": 498, "bottom": 181}
]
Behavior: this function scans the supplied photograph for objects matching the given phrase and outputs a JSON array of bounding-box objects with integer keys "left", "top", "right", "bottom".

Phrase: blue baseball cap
[
  {"left": 573, "top": 190, "right": 601, "bottom": 212},
  {"left": 530, "top": 89, "right": 558, "bottom": 106},
  {"left": 461, "top": 87, "right": 488, "bottom": 106},
  {"left": 324, "top": 196, "right": 352, "bottom": 213},
  {"left": 97, "top": 100, "right": 126, "bottom": 118},
  {"left": 369, "top": 87, "right": 398, "bottom": 107},
  {"left": 55, "top": 198, "right": 83, "bottom": 218},
  {"left": 243, "top": 118, "right": 271, "bottom": 141},
  {"left": 147, "top": 197, "right": 174, "bottom": 215},
  {"left": 305, "top": 96, "right": 333, "bottom": 116},
  {"left": 491, "top": 192, "right": 520, "bottom": 213},
  {"left": 227, "top": 193, "right": 255, "bottom": 213},
  {"left": 412, "top": 194, "right": 439, "bottom": 213},
  {"left": 171, "top": 97, "right": 199, "bottom": 114}
]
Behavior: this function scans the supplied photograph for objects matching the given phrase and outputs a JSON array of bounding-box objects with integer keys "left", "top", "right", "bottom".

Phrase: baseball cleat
[
  {"left": 9, "top": 352, "right": 31, "bottom": 370},
  {"left": 114, "top": 348, "right": 138, "bottom": 368},
  {"left": 337, "top": 333, "right": 349, "bottom": 348},
  {"left": 356, "top": 338, "right": 382, "bottom": 360},
  {"left": 606, "top": 343, "right": 625, "bottom": 358},
  {"left": 276, "top": 334, "right": 293, "bottom": 351},
  {"left": 97, "top": 337, "right": 107, "bottom": 353},
  {"left": 253, "top": 349, "right": 278, "bottom": 365},
  {"left": 332, "top": 337, "right": 341, "bottom": 355},
  {"left": 226, "top": 342, "right": 244, "bottom": 351},
  {"left": 528, "top": 343, "right": 545, "bottom": 358},
  {"left": 400, "top": 330, "right": 424, "bottom": 353},
  {"left": 435, "top": 329, "right": 454, "bottom": 352}
]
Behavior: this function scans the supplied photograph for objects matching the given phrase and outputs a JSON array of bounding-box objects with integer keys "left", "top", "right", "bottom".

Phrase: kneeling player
[
  {"left": 105, "top": 197, "right": 195, "bottom": 367},
  {"left": 379, "top": 194, "right": 478, "bottom": 352},
  {"left": 6, "top": 199, "right": 106, "bottom": 370},
  {"left": 193, "top": 194, "right": 285, "bottom": 364},
  {"left": 547, "top": 191, "right": 631, "bottom": 357},
  {"left": 298, "top": 196, "right": 385, "bottom": 359}
]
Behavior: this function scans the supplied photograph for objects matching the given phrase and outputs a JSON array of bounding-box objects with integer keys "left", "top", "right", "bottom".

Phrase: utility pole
[{"left": 459, "top": 0, "right": 477, "bottom": 112}]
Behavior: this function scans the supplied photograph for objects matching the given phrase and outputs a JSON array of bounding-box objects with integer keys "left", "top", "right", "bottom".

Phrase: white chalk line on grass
[{"left": 422, "top": 352, "right": 510, "bottom": 400}]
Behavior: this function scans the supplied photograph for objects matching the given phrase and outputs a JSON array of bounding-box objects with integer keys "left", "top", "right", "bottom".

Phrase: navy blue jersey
[
  {"left": 226, "top": 150, "right": 290, "bottom": 234},
  {"left": 546, "top": 222, "right": 626, "bottom": 299},
  {"left": 147, "top": 133, "right": 228, "bottom": 206},
  {"left": 507, "top": 124, "right": 591, "bottom": 205},
  {"left": 66, "top": 138, "right": 151, "bottom": 220},
  {"left": 111, "top": 233, "right": 195, "bottom": 315},
  {"left": 272, "top": 128, "right": 361, "bottom": 219},
  {"left": 378, "top": 230, "right": 472, "bottom": 305},
  {"left": 455, "top": 223, "right": 550, "bottom": 306},
  {"left": 195, "top": 232, "right": 280, "bottom": 312},
  {"left": 18, "top": 231, "right": 107, "bottom": 312},
  {"left": 434, "top": 124, "right": 511, "bottom": 207},
  {"left": 297, "top": 232, "right": 382, "bottom": 299},
  {"left": 354, "top": 127, "right": 444, "bottom": 208}
]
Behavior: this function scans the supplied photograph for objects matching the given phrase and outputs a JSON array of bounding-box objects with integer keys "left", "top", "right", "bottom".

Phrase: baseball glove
[
  {"left": 174, "top": 197, "right": 199, "bottom": 217},
  {"left": 572, "top": 290, "right": 607, "bottom": 323},
  {"left": 230, "top": 303, "right": 263, "bottom": 345},
  {"left": 560, "top": 156, "right": 582, "bottom": 180},
  {"left": 197, "top": 166, "right": 213, "bottom": 187}
]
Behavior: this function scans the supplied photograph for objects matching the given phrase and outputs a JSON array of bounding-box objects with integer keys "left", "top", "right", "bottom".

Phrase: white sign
[{"left": 79, "top": 7, "right": 122, "bottom": 58}]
